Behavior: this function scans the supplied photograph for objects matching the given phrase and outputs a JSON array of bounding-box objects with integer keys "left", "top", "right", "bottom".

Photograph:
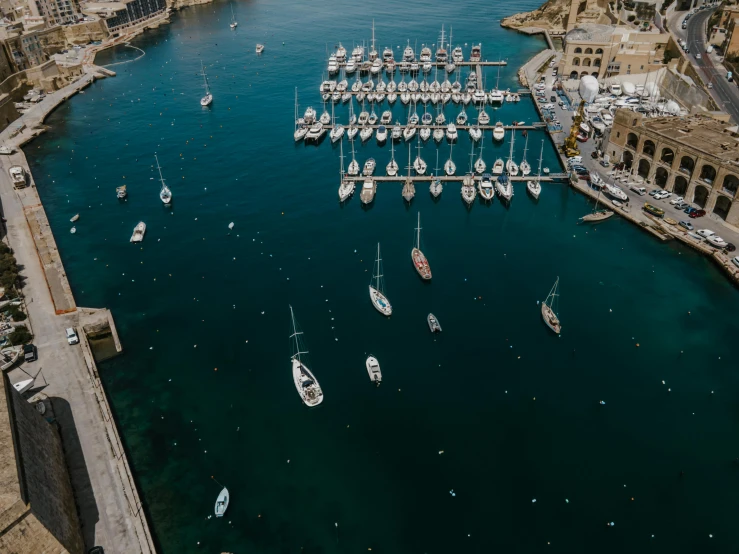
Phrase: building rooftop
[{"left": 643, "top": 116, "right": 739, "bottom": 164}]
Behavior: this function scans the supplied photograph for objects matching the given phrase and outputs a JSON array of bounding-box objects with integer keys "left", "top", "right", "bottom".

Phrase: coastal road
[
  {"left": 0, "top": 154, "right": 147, "bottom": 553},
  {"left": 673, "top": 7, "right": 739, "bottom": 122}
]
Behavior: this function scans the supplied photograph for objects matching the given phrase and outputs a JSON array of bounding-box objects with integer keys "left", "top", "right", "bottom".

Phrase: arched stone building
[{"left": 606, "top": 110, "right": 739, "bottom": 225}]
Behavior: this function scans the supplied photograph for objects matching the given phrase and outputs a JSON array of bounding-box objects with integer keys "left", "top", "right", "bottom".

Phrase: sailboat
[
  {"left": 229, "top": 3, "right": 237, "bottom": 28},
  {"left": 338, "top": 140, "right": 355, "bottom": 202},
  {"left": 541, "top": 278, "right": 561, "bottom": 334},
  {"left": 347, "top": 137, "right": 360, "bottom": 176},
  {"left": 580, "top": 185, "right": 614, "bottom": 222},
  {"left": 403, "top": 143, "right": 415, "bottom": 202},
  {"left": 520, "top": 133, "right": 531, "bottom": 176},
  {"left": 294, "top": 88, "right": 307, "bottom": 142},
  {"left": 430, "top": 150, "right": 443, "bottom": 197},
  {"left": 289, "top": 306, "right": 324, "bottom": 406},
  {"left": 527, "top": 140, "right": 543, "bottom": 200},
  {"left": 369, "top": 243, "right": 392, "bottom": 316},
  {"left": 200, "top": 60, "right": 213, "bottom": 106},
  {"left": 386, "top": 139, "right": 399, "bottom": 176},
  {"left": 505, "top": 131, "right": 518, "bottom": 175},
  {"left": 155, "top": 154, "right": 172, "bottom": 205},
  {"left": 411, "top": 212, "right": 431, "bottom": 280},
  {"left": 444, "top": 142, "right": 456, "bottom": 175}
]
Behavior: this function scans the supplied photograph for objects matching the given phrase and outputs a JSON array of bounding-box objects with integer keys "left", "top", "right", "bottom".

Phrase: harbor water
[{"left": 27, "top": 0, "right": 739, "bottom": 552}]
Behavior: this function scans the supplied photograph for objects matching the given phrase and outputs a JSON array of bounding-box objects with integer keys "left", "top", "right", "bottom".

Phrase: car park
[{"left": 679, "top": 221, "right": 694, "bottom": 231}]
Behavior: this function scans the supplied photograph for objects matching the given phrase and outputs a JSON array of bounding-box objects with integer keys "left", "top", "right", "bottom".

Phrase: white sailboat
[
  {"left": 369, "top": 243, "right": 392, "bottom": 316},
  {"left": 527, "top": 140, "right": 543, "bottom": 200},
  {"left": 289, "top": 306, "right": 324, "bottom": 406},
  {"left": 520, "top": 133, "right": 531, "bottom": 176},
  {"left": 155, "top": 154, "right": 171, "bottom": 205},
  {"left": 386, "top": 139, "right": 399, "bottom": 176},
  {"left": 229, "top": 3, "right": 237, "bottom": 28},
  {"left": 200, "top": 61, "right": 213, "bottom": 106},
  {"left": 338, "top": 140, "right": 355, "bottom": 202},
  {"left": 541, "top": 278, "right": 561, "bottom": 334},
  {"left": 430, "top": 149, "right": 443, "bottom": 197}
]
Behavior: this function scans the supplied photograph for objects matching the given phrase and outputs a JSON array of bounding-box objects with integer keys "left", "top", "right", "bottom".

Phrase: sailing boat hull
[
  {"left": 541, "top": 303, "right": 561, "bottom": 334},
  {"left": 369, "top": 286, "right": 392, "bottom": 316},
  {"left": 411, "top": 248, "right": 431, "bottom": 280}
]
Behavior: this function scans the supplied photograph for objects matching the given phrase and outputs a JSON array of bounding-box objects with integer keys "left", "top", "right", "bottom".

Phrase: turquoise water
[{"left": 27, "top": 1, "right": 739, "bottom": 552}]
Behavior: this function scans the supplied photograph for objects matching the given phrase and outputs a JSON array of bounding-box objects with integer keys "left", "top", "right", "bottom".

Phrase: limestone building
[
  {"left": 606, "top": 109, "right": 739, "bottom": 224},
  {"left": 560, "top": 23, "right": 670, "bottom": 80},
  {"left": 0, "top": 373, "right": 84, "bottom": 554}
]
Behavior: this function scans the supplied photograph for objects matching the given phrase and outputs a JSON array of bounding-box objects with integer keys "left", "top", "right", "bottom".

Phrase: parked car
[
  {"left": 679, "top": 220, "right": 694, "bottom": 231},
  {"left": 689, "top": 209, "right": 706, "bottom": 218},
  {"left": 66, "top": 327, "right": 79, "bottom": 345},
  {"left": 23, "top": 344, "right": 37, "bottom": 363},
  {"left": 670, "top": 196, "right": 684, "bottom": 205},
  {"left": 697, "top": 229, "right": 715, "bottom": 238}
]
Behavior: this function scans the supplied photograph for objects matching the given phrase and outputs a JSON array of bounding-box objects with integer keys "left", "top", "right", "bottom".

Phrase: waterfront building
[
  {"left": 560, "top": 23, "right": 670, "bottom": 80},
  {"left": 0, "top": 373, "right": 84, "bottom": 554},
  {"left": 81, "top": 0, "right": 167, "bottom": 35},
  {"left": 607, "top": 109, "right": 739, "bottom": 224}
]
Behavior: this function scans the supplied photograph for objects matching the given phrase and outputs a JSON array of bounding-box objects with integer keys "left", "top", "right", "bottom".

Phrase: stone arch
[
  {"left": 623, "top": 150, "right": 634, "bottom": 169},
  {"left": 642, "top": 139, "right": 656, "bottom": 157},
  {"left": 637, "top": 158, "right": 651, "bottom": 179},
  {"left": 594, "top": 58, "right": 601, "bottom": 67},
  {"left": 655, "top": 167, "right": 669, "bottom": 188},
  {"left": 714, "top": 195, "right": 732, "bottom": 220},
  {"left": 722, "top": 174, "right": 739, "bottom": 196},
  {"left": 573, "top": 57, "right": 580, "bottom": 66},
  {"left": 673, "top": 175, "right": 688, "bottom": 196},
  {"left": 626, "top": 132, "right": 638, "bottom": 148},
  {"left": 585, "top": 47, "right": 593, "bottom": 54},
  {"left": 569, "top": 71, "right": 579, "bottom": 79},
  {"left": 694, "top": 184, "right": 710, "bottom": 207},
  {"left": 574, "top": 47, "right": 583, "bottom": 54},
  {"left": 595, "top": 48, "right": 604, "bottom": 54},
  {"left": 660, "top": 147, "right": 674, "bottom": 165},
  {"left": 699, "top": 164, "right": 717, "bottom": 184},
  {"left": 583, "top": 58, "right": 591, "bottom": 67},
  {"left": 679, "top": 155, "right": 694, "bottom": 175}
]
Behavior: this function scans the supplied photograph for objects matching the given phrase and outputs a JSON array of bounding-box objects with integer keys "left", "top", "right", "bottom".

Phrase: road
[{"left": 671, "top": 6, "right": 739, "bottom": 122}]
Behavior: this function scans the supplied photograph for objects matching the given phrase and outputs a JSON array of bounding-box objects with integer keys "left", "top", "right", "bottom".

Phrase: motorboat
[
  {"left": 479, "top": 173, "right": 494, "bottom": 202},
  {"left": 493, "top": 121, "right": 505, "bottom": 141},
  {"left": 289, "top": 306, "right": 324, "bottom": 407},
  {"left": 428, "top": 313, "right": 442, "bottom": 333},
  {"left": 362, "top": 158, "right": 376, "bottom": 176},
  {"left": 366, "top": 356, "right": 382, "bottom": 385},
  {"left": 446, "top": 123, "right": 458, "bottom": 141},
  {"left": 376, "top": 125, "right": 388, "bottom": 143},
  {"left": 360, "top": 179, "right": 377, "bottom": 204},
  {"left": 130, "top": 221, "right": 146, "bottom": 243},
  {"left": 496, "top": 173, "right": 514, "bottom": 203}
]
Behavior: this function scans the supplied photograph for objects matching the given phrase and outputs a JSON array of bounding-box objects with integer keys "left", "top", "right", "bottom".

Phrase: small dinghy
[
  {"left": 366, "top": 356, "right": 382, "bottom": 385},
  {"left": 427, "top": 313, "right": 442, "bottom": 333},
  {"left": 214, "top": 487, "right": 229, "bottom": 517}
]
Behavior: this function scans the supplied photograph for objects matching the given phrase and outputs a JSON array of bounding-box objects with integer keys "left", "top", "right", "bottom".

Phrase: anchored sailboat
[
  {"left": 369, "top": 243, "right": 392, "bottom": 316},
  {"left": 289, "top": 305, "right": 324, "bottom": 407},
  {"left": 200, "top": 60, "right": 213, "bottom": 106},
  {"left": 541, "top": 277, "right": 561, "bottom": 334},
  {"left": 411, "top": 212, "right": 431, "bottom": 280},
  {"left": 155, "top": 154, "right": 171, "bottom": 205}
]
